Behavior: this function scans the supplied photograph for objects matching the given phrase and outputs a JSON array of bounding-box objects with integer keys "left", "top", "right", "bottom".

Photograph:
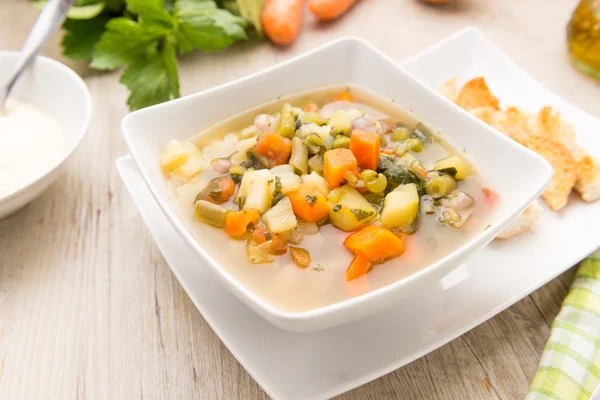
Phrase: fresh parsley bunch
[{"left": 47, "top": 0, "right": 261, "bottom": 110}]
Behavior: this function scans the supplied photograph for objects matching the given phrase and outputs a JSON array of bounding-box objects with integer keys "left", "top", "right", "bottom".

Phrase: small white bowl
[
  {"left": 122, "top": 38, "right": 552, "bottom": 332},
  {"left": 0, "top": 52, "right": 92, "bottom": 219}
]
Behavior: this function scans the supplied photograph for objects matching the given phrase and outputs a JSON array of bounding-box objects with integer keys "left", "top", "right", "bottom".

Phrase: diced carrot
[
  {"left": 290, "top": 246, "right": 311, "bottom": 269},
  {"left": 287, "top": 186, "right": 330, "bottom": 222},
  {"left": 481, "top": 187, "right": 498, "bottom": 205},
  {"left": 255, "top": 132, "right": 292, "bottom": 166},
  {"left": 302, "top": 103, "right": 319, "bottom": 112},
  {"left": 335, "top": 91, "right": 353, "bottom": 102},
  {"left": 252, "top": 225, "right": 288, "bottom": 254},
  {"left": 414, "top": 166, "right": 428, "bottom": 178},
  {"left": 349, "top": 130, "right": 380, "bottom": 170},
  {"left": 323, "top": 149, "right": 358, "bottom": 188},
  {"left": 225, "top": 210, "right": 260, "bottom": 238},
  {"left": 343, "top": 226, "right": 405, "bottom": 263},
  {"left": 196, "top": 176, "right": 237, "bottom": 204},
  {"left": 345, "top": 255, "right": 373, "bottom": 282}
]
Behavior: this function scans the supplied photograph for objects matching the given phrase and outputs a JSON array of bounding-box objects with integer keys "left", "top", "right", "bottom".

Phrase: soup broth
[{"left": 160, "top": 84, "right": 497, "bottom": 312}]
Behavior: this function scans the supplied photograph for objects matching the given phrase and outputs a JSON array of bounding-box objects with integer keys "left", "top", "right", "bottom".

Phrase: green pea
[
  {"left": 391, "top": 127, "right": 411, "bottom": 142},
  {"left": 366, "top": 174, "right": 387, "bottom": 193},
  {"left": 407, "top": 138, "right": 424, "bottom": 152},
  {"left": 360, "top": 170, "right": 387, "bottom": 193},
  {"left": 332, "top": 135, "right": 350, "bottom": 149}
]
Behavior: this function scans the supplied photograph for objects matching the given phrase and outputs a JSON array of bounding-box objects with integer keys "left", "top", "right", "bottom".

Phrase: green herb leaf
[
  {"left": 127, "top": 0, "right": 174, "bottom": 27},
  {"left": 237, "top": 0, "right": 263, "bottom": 33},
  {"left": 91, "top": 18, "right": 169, "bottom": 70},
  {"left": 119, "top": 40, "right": 180, "bottom": 110},
  {"left": 62, "top": 15, "right": 110, "bottom": 60},
  {"left": 174, "top": 0, "right": 247, "bottom": 54}
]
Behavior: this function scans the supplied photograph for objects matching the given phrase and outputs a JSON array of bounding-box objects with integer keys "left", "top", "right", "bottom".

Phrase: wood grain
[{"left": 0, "top": 0, "right": 596, "bottom": 399}]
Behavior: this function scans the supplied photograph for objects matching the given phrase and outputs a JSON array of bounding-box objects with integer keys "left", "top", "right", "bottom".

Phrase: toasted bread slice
[
  {"left": 496, "top": 200, "right": 542, "bottom": 239},
  {"left": 574, "top": 148, "right": 600, "bottom": 203},
  {"left": 437, "top": 77, "right": 458, "bottom": 102},
  {"left": 528, "top": 106, "right": 577, "bottom": 150},
  {"left": 515, "top": 134, "right": 577, "bottom": 211},
  {"left": 455, "top": 77, "right": 501, "bottom": 111}
]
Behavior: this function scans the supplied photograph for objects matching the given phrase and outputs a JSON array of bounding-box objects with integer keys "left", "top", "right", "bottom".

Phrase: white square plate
[
  {"left": 121, "top": 36, "right": 550, "bottom": 332},
  {"left": 116, "top": 27, "right": 600, "bottom": 399}
]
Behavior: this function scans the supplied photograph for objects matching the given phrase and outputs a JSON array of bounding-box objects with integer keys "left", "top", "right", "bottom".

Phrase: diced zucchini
[
  {"left": 194, "top": 200, "right": 231, "bottom": 228},
  {"left": 302, "top": 171, "right": 330, "bottom": 196},
  {"left": 432, "top": 155, "right": 470, "bottom": 180},
  {"left": 327, "top": 186, "right": 376, "bottom": 231},
  {"left": 160, "top": 139, "right": 192, "bottom": 172},
  {"left": 238, "top": 170, "right": 273, "bottom": 214},
  {"left": 289, "top": 137, "right": 308, "bottom": 175},
  {"left": 262, "top": 197, "right": 297, "bottom": 233},
  {"left": 308, "top": 154, "right": 324, "bottom": 175},
  {"left": 328, "top": 111, "right": 352, "bottom": 135},
  {"left": 299, "top": 112, "right": 327, "bottom": 126},
  {"left": 380, "top": 183, "right": 420, "bottom": 229},
  {"left": 270, "top": 173, "right": 302, "bottom": 194}
]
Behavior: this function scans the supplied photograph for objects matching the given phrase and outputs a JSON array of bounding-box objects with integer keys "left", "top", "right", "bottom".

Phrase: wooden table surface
[{"left": 1, "top": 0, "right": 598, "bottom": 399}]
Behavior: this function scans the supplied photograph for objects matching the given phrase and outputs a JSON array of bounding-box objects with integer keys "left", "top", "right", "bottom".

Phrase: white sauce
[{"left": 0, "top": 99, "right": 65, "bottom": 199}]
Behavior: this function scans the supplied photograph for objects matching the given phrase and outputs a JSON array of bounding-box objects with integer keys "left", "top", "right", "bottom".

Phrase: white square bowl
[{"left": 122, "top": 37, "right": 552, "bottom": 332}]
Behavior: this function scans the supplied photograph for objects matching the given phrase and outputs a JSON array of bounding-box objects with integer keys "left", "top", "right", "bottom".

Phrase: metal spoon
[{"left": 0, "top": 0, "right": 73, "bottom": 112}]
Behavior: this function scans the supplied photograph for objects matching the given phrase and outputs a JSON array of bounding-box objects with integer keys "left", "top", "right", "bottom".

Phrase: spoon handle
[{"left": 0, "top": 0, "right": 73, "bottom": 109}]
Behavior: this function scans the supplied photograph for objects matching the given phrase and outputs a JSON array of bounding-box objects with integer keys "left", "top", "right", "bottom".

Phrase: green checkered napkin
[{"left": 527, "top": 250, "right": 600, "bottom": 400}]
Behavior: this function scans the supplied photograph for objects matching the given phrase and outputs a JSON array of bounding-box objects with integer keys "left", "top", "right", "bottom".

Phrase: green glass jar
[{"left": 568, "top": 0, "right": 600, "bottom": 80}]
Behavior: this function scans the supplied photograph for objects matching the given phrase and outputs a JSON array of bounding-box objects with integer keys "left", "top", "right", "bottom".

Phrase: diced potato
[
  {"left": 270, "top": 164, "right": 295, "bottom": 174},
  {"left": 380, "top": 184, "right": 420, "bottom": 229},
  {"left": 202, "top": 133, "right": 239, "bottom": 161},
  {"left": 238, "top": 136, "right": 258, "bottom": 154},
  {"left": 262, "top": 197, "right": 297, "bottom": 233},
  {"left": 328, "top": 111, "right": 352, "bottom": 135},
  {"left": 270, "top": 173, "right": 302, "bottom": 194},
  {"left": 302, "top": 172, "right": 330, "bottom": 196},
  {"left": 327, "top": 186, "right": 376, "bottom": 231},
  {"left": 160, "top": 139, "right": 193, "bottom": 172},
  {"left": 241, "top": 125, "right": 259, "bottom": 138},
  {"left": 239, "top": 170, "right": 273, "bottom": 214},
  {"left": 432, "top": 155, "right": 471, "bottom": 180},
  {"left": 172, "top": 154, "right": 206, "bottom": 179},
  {"left": 328, "top": 109, "right": 363, "bottom": 136}
]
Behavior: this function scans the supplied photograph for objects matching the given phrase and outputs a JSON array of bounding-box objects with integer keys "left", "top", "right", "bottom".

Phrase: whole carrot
[
  {"left": 309, "top": 0, "right": 358, "bottom": 21},
  {"left": 262, "top": 0, "right": 305, "bottom": 46}
]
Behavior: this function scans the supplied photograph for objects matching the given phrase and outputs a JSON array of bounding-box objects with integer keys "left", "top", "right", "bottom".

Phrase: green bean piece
[
  {"left": 308, "top": 154, "right": 324, "bottom": 175},
  {"left": 289, "top": 137, "right": 308, "bottom": 175},
  {"left": 277, "top": 103, "right": 296, "bottom": 138},
  {"left": 306, "top": 134, "right": 327, "bottom": 155},
  {"left": 407, "top": 138, "right": 424, "bottom": 152},
  {"left": 193, "top": 200, "right": 231, "bottom": 228},
  {"left": 332, "top": 135, "right": 351, "bottom": 149},
  {"left": 425, "top": 175, "right": 456, "bottom": 197},
  {"left": 391, "top": 127, "right": 411, "bottom": 142}
]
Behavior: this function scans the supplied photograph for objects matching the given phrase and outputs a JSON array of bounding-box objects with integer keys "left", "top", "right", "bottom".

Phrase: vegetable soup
[{"left": 159, "top": 85, "right": 497, "bottom": 312}]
